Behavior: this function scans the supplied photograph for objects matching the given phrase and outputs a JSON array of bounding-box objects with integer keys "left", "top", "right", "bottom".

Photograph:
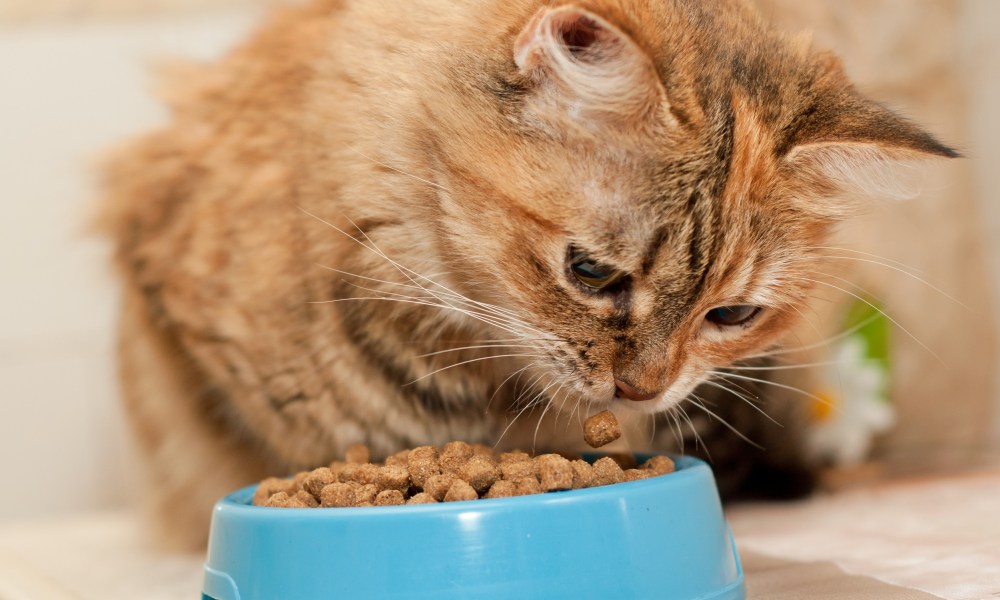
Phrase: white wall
[
  {"left": 0, "top": 10, "right": 260, "bottom": 523},
  {"left": 961, "top": 0, "right": 1000, "bottom": 450}
]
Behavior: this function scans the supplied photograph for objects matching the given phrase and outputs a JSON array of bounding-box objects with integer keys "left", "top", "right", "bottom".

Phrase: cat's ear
[
  {"left": 513, "top": 5, "right": 670, "bottom": 131},
  {"left": 781, "top": 59, "right": 958, "bottom": 201}
]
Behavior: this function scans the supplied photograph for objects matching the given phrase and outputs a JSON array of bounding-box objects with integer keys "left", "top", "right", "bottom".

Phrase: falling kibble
[{"left": 583, "top": 410, "right": 622, "bottom": 448}]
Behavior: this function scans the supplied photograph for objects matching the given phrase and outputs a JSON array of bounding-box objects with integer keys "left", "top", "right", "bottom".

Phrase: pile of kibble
[{"left": 253, "top": 442, "right": 675, "bottom": 508}]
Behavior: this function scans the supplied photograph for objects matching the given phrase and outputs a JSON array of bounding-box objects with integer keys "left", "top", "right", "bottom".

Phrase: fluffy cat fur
[{"left": 100, "top": 0, "right": 954, "bottom": 548}]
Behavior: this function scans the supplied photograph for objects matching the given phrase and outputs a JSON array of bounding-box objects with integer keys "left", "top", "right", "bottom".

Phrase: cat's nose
[{"left": 613, "top": 378, "right": 660, "bottom": 402}]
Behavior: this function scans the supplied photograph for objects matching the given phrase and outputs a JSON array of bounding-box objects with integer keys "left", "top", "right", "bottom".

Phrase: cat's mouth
[{"left": 568, "top": 372, "right": 700, "bottom": 417}]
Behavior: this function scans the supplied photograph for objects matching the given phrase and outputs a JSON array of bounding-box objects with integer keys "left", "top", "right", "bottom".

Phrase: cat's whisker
[
  {"left": 700, "top": 377, "right": 781, "bottom": 427},
  {"left": 686, "top": 394, "right": 763, "bottom": 450},
  {"left": 792, "top": 274, "right": 944, "bottom": 365},
  {"left": 709, "top": 375, "right": 759, "bottom": 403},
  {"left": 345, "top": 226, "right": 544, "bottom": 334},
  {"left": 531, "top": 382, "right": 564, "bottom": 453},
  {"left": 803, "top": 245, "right": 926, "bottom": 275},
  {"left": 321, "top": 209, "right": 547, "bottom": 338},
  {"left": 799, "top": 247, "right": 972, "bottom": 312},
  {"left": 414, "top": 344, "right": 540, "bottom": 359},
  {"left": 533, "top": 382, "right": 565, "bottom": 451},
  {"left": 493, "top": 364, "right": 534, "bottom": 412},
  {"left": 404, "top": 353, "right": 546, "bottom": 386},
  {"left": 785, "top": 296, "right": 828, "bottom": 346},
  {"left": 486, "top": 363, "right": 535, "bottom": 415},
  {"left": 743, "top": 312, "right": 881, "bottom": 360},
  {"left": 304, "top": 207, "right": 558, "bottom": 357},
  {"left": 349, "top": 148, "right": 452, "bottom": 193},
  {"left": 333, "top": 280, "right": 538, "bottom": 338},
  {"left": 676, "top": 402, "right": 706, "bottom": 458},
  {"left": 493, "top": 395, "right": 541, "bottom": 449},
  {"left": 707, "top": 370, "right": 831, "bottom": 410},
  {"left": 310, "top": 295, "right": 530, "bottom": 338},
  {"left": 665, "top": 406, "right": 684, "bottom": 451},
  {"left": 494, "top": 370, "right": 554, "bottom": 448},
  {"left": 800, "top": 252, "right": 969, "bottom": 311},
  {"left": 647, "top": 411, "right": 658, "bottom": 447},
  {"left": 726, "top": 358, "right": 881, "bottom": 371},
  {"left": 511, "top": 372, "right": 545, "bottom": 408},
  {"left": 314, "top": 263, "right": 430, "bottom": 294}
]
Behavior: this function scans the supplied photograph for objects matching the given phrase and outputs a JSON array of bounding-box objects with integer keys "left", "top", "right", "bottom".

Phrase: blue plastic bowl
[{"left": 202, "top": 455, "right": 744, "bottom": 600}]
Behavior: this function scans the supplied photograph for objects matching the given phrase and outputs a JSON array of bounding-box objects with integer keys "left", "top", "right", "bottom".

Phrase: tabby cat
[{"left": 101, "top": 0, "right": 955, "bottom": 548}]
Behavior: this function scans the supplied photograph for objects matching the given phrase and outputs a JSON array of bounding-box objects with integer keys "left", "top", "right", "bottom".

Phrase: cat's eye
[
  {"left": 569, "top": 249, "right": 627, "bottom": 291},
  {"left": 705, "top": 305, "right": 761, "bottom": 327}
]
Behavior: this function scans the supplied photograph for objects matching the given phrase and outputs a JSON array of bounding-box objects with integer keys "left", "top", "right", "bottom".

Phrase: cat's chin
[
  {"left": 609, "top": 392, "right": 687, "bottom": 417},
  {"left": 569, "top": 388, "right": 688, "bottom": 417}
]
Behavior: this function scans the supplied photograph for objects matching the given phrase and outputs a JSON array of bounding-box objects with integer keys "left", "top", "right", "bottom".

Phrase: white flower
[{"left": 808, "top": 335, "right": 895, "bottom": 466}]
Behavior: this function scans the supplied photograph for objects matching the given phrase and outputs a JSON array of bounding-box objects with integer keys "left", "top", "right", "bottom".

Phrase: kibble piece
[
  {"left": 512, "top": 477, "right": 543, "bottom": 496},
  {"left": 355, "top": 484, "right": 379, "bottom": 505},
  {"left": 583, "top": 410, "right": 622, "bottom": 448},
  {"left": 285, "top": 492, "right": 313, "bottom": 508},
  {"left": 570, "top": 460, "right": 595, "bottom": 489},
  {"left": 500, "top": 460, "right": 537, "bottom": 481},
  {"left": 328, "top": 461, "right": 347, "bottom": 480},
  {"left": 643, "top": 455, "right": 676, "bottom": 475},
  {"left": 500, "top": 451, "right": 532, "bottom": 464},
  {"left": 253, "top": 477, "right": 293, "bottom": 506},
  {"left": 535, "top": 454, "right": 574, "bottom": 491},
  {"left": 406, "top": 492, "right": 438, "bottom": 505},
  {"left": 484, "top": 479, "right": 517, "bottom": 499},
  {"left": 608, "top": 453, "right": 638, "bottom": 470},
  {"left": 625, "top": 469, "right": 653, "bottom": 482},
  {"left": 407, "top": 446, "right": 441, "bottom": 488},
  {"left": 591, "top": 456, "right": 626, "bottom": 486},
  {"left": 471, "top": 443, "right": 497, "bottom": 458},
  {"left": 459, "top": 455, "right": 500, "bottom": 494},
  {"left": 295, "top": 489, "right": 320, "bottom": 507},
  {"left": 377, "top": 465, "right": 411, "bottom": 492},
  {"left": 357, "top": 464, "right": 381, "bottom": 486},
  {"left": 320, "top": 482, "right": 357, "bottom": 508},
  {"left": 264, "top": 491, "right": 291, "bottom": 508},
  {"left": 375, "top": 489, "right": 406, "bottom": 506},
  {"left": 344, "top": 443, "right": 371, "bottom": 464},
  {"left": 440, "top": 441, "right": 474, "bottom": 474},
  {"left": 290, "top": 471, "right": 311, "bottom": 494},
  {"left": 302, "top": 467, "right": 336, "bottom": 498},
  {"left": 422, "top": 473, "right": 457, "bottom": 501},
  {"left": 337, "top": 463, "right": 363, "bottom": 484},
  {"left": 444, "top": 479, "right": 479, "bottom": 502},
  {"left": 385, "top": 450, "right": 410, "bottom": 467}
]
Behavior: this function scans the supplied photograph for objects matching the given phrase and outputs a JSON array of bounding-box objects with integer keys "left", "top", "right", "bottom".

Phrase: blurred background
[{"left": 0, "top": 0, "right": 998, "bottom": 526}]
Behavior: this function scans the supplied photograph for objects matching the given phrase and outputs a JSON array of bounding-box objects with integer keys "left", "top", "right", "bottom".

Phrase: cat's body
[{"left": 102, "top": 0, "right": 953, "bottom": 548}]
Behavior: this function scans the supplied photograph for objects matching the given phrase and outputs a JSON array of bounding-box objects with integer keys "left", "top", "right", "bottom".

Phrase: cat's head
[{"left": 419, "top": 0, "right": 956, "bottom": 415}]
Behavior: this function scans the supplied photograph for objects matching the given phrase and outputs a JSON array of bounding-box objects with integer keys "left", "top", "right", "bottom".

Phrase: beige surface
[
  {"left": 0, "top": 501, "right": 967, "bottom": 600},
  {"left": 743, "top": 552, "right": 943, "bottom": 599},
  {"left": 2, "top": 471, "right": 997, "bottom": 599},
  {"left": 729, "top": 468, "right": 1000, "bottom": 600}
]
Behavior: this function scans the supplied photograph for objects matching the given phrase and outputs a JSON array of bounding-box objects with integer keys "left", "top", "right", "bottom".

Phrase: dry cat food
[
  {"left": 253, "top": 442, "right": 675, "bottom": 508},
  {"left": 583, "top": 410, "right": 622, "bottom": 448}
]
